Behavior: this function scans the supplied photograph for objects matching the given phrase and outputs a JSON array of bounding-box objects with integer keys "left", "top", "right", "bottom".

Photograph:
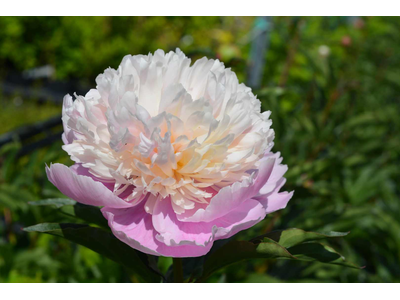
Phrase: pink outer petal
[
  {"left": 178, "top": 155, "right": 279, "bottom": 223},
  {"left": 61, "top": 94, "right": 78, "bottom": 145},
  {"left": 70, "top": 164, "right": 115, "bottom": 191},
  {"left": 69, "top": 164, "right": 136, "bottom": 200},
  {"left": 254, "top": 174, "right": 294, "bottom": 213},
  {"left": 263, "top": 191, "right": 293, "bottom": 214},
  {"left": 46, "top": 163, "right": 132, "bottom": 208},
  {"left": 258, "top": 162, "right": 288, "bottom": 195},
  {"left": 255, "top": 183, "right": 294, "bottom": 214},
  {"left": 152, "top": 197, "right": 267, "bottom": 247},
  {"left": 101, "top": 190, "right": 293, "bottom": 257},
  {"left": 102, "top": 204, "right": 213, "bottom": 257}
]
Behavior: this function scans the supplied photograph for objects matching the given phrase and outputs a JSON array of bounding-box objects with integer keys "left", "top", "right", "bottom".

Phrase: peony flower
[{"left": 46, "top": 49, "right": 293, "bottom": 257}]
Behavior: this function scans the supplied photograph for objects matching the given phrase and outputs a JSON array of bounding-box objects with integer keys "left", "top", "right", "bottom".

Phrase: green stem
[{"left": 173, "top": 258, "right": 184, "bottom": 283}]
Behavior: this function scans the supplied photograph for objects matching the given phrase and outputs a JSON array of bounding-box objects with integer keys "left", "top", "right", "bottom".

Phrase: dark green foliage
[
  {"left": 24, "top": 218, "right": 356, "bottom": 283},
  {"left": 1, "top": 16, "right": 399, "bottom": 282},
  {"left": 23, "top": 223, "right": 162, "bottom": 282},
  {"left": 198, "top": 232, "right": 358, "bottom": 282}
]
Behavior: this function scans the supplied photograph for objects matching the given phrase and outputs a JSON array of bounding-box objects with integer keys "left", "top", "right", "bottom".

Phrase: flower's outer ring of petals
[
  {"left": 70, "top": 164, "right": 116, "bottom": 191},
  {"left": 61, "top": 94, "right": 80, "bottom": 145},
  {"left": 152, "top": 196, "right": 266, "bottom": 247},
  {"left": 101, "top": 205, "right": 213, "bottom": 257},
  {"left": 256, "top": 188, "right": 294, "bottom": 214},
  {"left": 257, "top": 153, "right": 288, "bottom": 196},
  {"left": 177, "top": 156, "right": 276, "bottom": 223},
  {"left": 46, "top": 163, "right": 132, "bottom": 209}
]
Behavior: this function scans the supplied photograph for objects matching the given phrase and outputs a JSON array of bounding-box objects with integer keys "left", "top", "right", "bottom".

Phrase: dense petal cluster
[{"left": 47, "top": 49, "right": 293, "bottom": 257}]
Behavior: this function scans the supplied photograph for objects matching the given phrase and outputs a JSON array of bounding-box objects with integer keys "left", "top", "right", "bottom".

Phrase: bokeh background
[{"left": 0, "top": 16, "right": 399, "bottom": 283}]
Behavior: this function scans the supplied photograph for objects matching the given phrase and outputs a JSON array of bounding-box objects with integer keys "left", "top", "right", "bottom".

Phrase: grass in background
[{"left": 0, "top": 98, "right": 60, "bottom": 134}]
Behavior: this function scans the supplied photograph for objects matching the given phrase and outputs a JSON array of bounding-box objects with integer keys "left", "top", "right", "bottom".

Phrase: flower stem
[{"left": 173, "top": 258, "right": 184, "bottom": 283}]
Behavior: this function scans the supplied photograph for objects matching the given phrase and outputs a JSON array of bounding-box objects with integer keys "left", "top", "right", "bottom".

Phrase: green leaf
[
  {"left": 28, "top": 198, "right": 77, "bottom": 208},
  {"left": 59, "top": 203, "right": 109, "bottom": 228},
  {"left": 289, "top": 242, "right": 360, "bottom": 268},
  {"left": 198, "top": 231, "right": 360, "bottom": 282},
  {"left": 199, "top": 238, "right": 294, "bottom": 282},
  {"left": 23, "top": 223, "right": 162, "bottom": 283},
  {"left": 29, "top": 199, "right": 108, "bottom": 228},
  {"left": 251, "top": 228, "right": 349, "bottom": 248}
]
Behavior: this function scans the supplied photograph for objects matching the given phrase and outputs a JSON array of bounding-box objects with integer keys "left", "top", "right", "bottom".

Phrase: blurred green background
[{"left": 0, "top": 16, "right": 399, "bottom": 283}]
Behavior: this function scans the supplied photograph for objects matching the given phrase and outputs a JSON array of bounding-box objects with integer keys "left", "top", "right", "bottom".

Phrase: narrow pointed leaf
[
  {"left": 29, "top": 198, "right": 107, "bottom": 228},
  {"left": 60, "top": 203, "right": 109, "bottom": 228},
  {"left": 199, "top": 238, "right": 294, "bottom": 282},
  {"left": 24, "top": 223, "right": 162, "bottom": 283},
  {"left": 289, "top": 242, "right": 361, "bottom": 268},
  {"left": 28, "top": 198, "right": 76, "bottom": 208},
  {"left": 251, "top": 228, "right": 349, "bottom": 248},
  {"left": 199, "top": 235, "right": 360, "bottom": 282}
]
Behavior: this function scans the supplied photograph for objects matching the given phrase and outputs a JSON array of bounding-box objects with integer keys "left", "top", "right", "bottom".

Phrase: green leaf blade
[
  {"left": 29, "top": 199, "right": 108, "bottom": 228},
  {"left": 24, "top": 223, "right": 162, "bottom": 283},
  {"left": 28, "top": 198, "right": 77, "bottom": 208},
  {"left": 289, "top": 242, "right": 361, "bottom": 268},
  {"left": 199, "top": 239, "right": 295, "bottom": 282},
  {"left": 199, "top": 229, "right": 359, "bottom": 282},
  {"left": 252, "top": 228, "right": 349, "bottom": 248}
]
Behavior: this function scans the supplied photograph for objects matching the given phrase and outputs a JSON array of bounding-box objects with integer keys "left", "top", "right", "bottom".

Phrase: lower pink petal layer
[
  {"left": 46, "top": 163, "right": 132, "bottom": 208},
  {"left": 48, "top": 149, "right": 293, "bottom": 257},
  {"left": 152, "top": 197, "right": 266, "bottom": 247},
  {"left": 102, "top": 203, "right": 213, "bottom": 257}
]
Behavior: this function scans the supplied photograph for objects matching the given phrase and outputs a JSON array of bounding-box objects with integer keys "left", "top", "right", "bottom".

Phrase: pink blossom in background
[{"left": 46, "top": 49, "right": 293, "bottom": 257}]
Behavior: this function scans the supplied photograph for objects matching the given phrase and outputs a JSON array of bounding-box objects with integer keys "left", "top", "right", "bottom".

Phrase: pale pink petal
[
  {"left": 102, "top": 204, "right": 213, "bottom": 257},
  {"left": 46, "top": 163, "right": 132, "bottom": 208},
  {"left": 258, "top": 191, "right": 294, "bottom": 214},
  {"left": 178, "top": 157, "right": 276, "bottom": 223},
  {"left": 212, "top": 199, "right": 268, "bottom": 241},
  {"left": 70, "top": 164, "right": 115, "bottom": 191},
  {"left": 70, "top": 164, "right": 136, "bottom": 200},
  {"left": 152, "top": 197, "right": 266, "bottom": 247},
  {"left": 258, "top": 163, "right": 288, "bottom": 195}
]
